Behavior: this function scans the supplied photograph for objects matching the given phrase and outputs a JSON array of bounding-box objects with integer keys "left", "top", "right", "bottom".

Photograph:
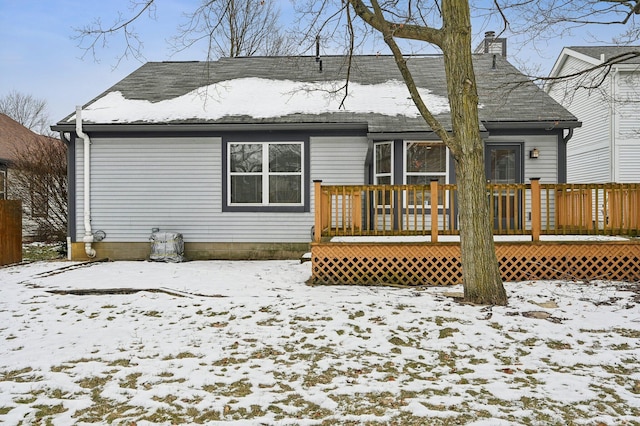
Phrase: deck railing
[{"left": 313, "top": 180, "right": 640, "bottom": 242}]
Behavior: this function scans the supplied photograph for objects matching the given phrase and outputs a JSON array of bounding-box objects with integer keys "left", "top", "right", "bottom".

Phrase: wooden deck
[{"left": 311, "top": 181, "right": 640, "bottom": 286}]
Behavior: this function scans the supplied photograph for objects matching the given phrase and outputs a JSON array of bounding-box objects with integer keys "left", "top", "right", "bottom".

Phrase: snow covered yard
[{"left": 0, "top": 260, "right": 639, "bottom": 425}]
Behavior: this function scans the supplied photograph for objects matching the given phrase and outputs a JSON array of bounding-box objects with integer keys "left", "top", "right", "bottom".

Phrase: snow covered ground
[{"left": 0, "top": 260, "right": 639, "bottom": 425}]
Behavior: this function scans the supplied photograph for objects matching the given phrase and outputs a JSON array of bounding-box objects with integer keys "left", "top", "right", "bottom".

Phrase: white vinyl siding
[
  {"left": 76, "top": 135, "right": 368, "bottom": 243},
  {"left": 310, "top": 136, "right": 368, "bottom": 185},
  {"left": 567, "top": 148, "right": 610, "bottom": 184},
  {"left": 617, "top": 145, "right": 640, "bottom": 183},
  {"left": 548, "top": 55, "right": 640, "bottom": 182},
  {"left": 615, "top": 72, "right": 640, "bottom": 138}
]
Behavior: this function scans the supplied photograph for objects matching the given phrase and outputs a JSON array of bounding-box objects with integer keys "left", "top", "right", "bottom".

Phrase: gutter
[
  {"left": 75, "top": 107, "right": 96, "bottom": 258},
  {"left": 51, "top": 122, "right": 370, "bottom": 133}
]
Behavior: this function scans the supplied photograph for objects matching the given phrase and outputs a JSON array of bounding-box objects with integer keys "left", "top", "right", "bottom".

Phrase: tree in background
[
  {"left": 8, "top": 135, "right": 68, "bottom": 241},
  {"left": 173, "top": 0, "right": 295, "bottom": 58},
  {"left": 0, "top": 90, "right": 51, "bottom": 136},
  {"left": 74, "top": 0, "right": 294, "bottom": 61},
  {"left": 73, "top": 0, "right": 639, "bottom": 305},
  {"left": 1, "top": 92, "right": 67, "bottom": 241}
]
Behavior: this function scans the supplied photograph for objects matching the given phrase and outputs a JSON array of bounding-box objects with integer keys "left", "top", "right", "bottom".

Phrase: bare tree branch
[
  {"left": 73, "top": 0, "right": 156, "bottom": 66},
  {"left": 0, "top": 91, "right": 51, "bottom": 136}
]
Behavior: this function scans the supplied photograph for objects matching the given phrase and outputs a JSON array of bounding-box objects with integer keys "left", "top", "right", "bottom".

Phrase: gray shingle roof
[
  {"left": 61, "top": 54, "right": 577, "bottom": 132},
  {"left": 568, "top": 46, "right": 640, "bottom": 64}
]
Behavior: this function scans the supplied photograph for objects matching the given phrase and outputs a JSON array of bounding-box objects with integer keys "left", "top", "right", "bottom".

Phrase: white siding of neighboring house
[
  {"left": 547, "top": 55, "right": 611, "bottom": 183},
  {"left": 75, "top": 135, "right": 368, "bottom": 244},
  {"left": 613, "top": 71, "right": 640, "bottom": 182}
]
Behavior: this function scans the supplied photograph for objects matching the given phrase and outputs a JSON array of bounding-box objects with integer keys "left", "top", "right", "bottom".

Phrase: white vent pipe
[{"left": 75, "top": 106, "right": 96, "bottom": 258}]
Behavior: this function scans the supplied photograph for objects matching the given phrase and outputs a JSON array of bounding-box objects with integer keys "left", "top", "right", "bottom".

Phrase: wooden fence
[
  {"left": 314, "top": 180, "right": 640, "bottom": 241},
  {"left": 0, "top": 200, "right": 22, "bottom": 266}
]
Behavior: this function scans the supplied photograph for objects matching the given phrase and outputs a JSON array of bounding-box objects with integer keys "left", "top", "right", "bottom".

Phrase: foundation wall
[{"left": 70, "top": 242, "right": 310, "bottom": 261}]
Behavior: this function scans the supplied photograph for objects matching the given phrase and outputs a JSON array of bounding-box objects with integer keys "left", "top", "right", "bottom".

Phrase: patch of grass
[
  {"left": 22, "top": 243, "right": 65, "bottom": 261},
  {"left": 14, "top": 396, "right": 37, "bottom": 404},
  {"left": 610, "top": 343, "right": 631, "bottom": 350},
  {"left": 256, "top": 317, "right": 281, "bottom": 326},
  {"left": 613, "top": 328, "right": 640, "bottom": 338},
  {"left": 33, "top": 403, "right": 67, "bottom": 420},
  {"left": 439, "top": 327, "right": 460, "bottom": 339},
  {"left": 348, "top": 310, "right": 365, "bottom": 320},
  {"left": 78, "top": 375, "right": 111, "bottom": 389},
  {"left": 120, "top": 372, "right": 142, "bottom": 389},
  {"left": 108, "top": 359, "right": 131, "bottom": 367},
  {"left": 0, "top": 406, "right": 13, "bottom": 415},
  {"left": 140, "top": 408, "right": 186, "bottom": 424},
  {"left": 545, "top": 340, "right": 572, "bottom": 350},
  {"left": 0, "top": 367, "right": 43, "bottom": 383},
  {"left": 1, "top": 367, "right": 32, "bottom": 381},
  {"left": 176, "top": 351, "right": 199, "bottom": 359}
]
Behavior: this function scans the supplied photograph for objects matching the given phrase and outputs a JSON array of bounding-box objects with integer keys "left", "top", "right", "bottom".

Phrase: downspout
[
  {"left": 75, "top": 106, "right": 96, "bottom": 258},
  {"left": 561, "top": 128, "right": 575, "bottom": 184}
]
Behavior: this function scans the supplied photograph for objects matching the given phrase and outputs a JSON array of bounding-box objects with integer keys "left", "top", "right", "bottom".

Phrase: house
[
  {"left": 545, "top": 46, "right": 640, "bottom": 183},
  {"left": 0, "top": 113, "right": 66, "bottom": 241},
  {"left": 52, "top": 52, "right": 580, "bottom": 261}
]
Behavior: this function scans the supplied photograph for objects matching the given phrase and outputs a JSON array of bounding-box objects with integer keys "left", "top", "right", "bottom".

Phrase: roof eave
[
  {"left": 51, "top": 122, "right": 370, "bottom": 133},
  {"left": 483, "top": 120, "right": 582, "bottom": 130}
]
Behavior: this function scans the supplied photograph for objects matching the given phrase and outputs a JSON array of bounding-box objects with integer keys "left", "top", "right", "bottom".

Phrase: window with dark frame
[
  {"left": 0, "top": 169, "right": 5, "bottom": 200},
  {"left": 372, "top": 140, "right": 449, "bottom": 207},
  {"left": 404, "top": 141, "right": 448, "bottom": 207},
  {"left": 29, "top": 177, "right": 49, "bottom": 218},
  {"left": 228, "top": 141, "right": 304, "bottom": 207}
]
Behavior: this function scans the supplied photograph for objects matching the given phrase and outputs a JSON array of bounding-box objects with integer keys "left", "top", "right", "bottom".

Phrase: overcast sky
[{"left": 0, "top": 0, "right": 624, "bottom": 130}]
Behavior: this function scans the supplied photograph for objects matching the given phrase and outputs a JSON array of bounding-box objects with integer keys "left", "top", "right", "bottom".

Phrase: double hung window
[
  {"left": 372, "top": 140, "right": 448, "bottom": 207},
  {"left": 404, "top": 141, "right": 448, "bottom": 206},
  {"left": 228, "top": 142, "right": 304, "bottom": 207}
]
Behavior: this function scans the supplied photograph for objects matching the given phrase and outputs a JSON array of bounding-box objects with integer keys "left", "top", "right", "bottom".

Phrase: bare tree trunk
[{"left": 442, "top": 0, "right": 507, "bottom": 305}]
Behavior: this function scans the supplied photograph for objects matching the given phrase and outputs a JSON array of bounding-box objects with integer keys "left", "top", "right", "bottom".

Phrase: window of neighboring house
[
  {"left": 404, "top": 141, "right": 448, "bottom": 207},
  {"left": 0, "top": 169, "right": 5, "bottom": 200},
  {"left": 227, "top": 141, "right": 304, "bottom": 209},
  {"left": 30, "top": 178, "right": 49, "bottom": 217}
]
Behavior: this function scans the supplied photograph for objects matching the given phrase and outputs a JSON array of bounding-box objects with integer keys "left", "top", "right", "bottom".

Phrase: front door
[{"left": 485, "top": 144, "right": 523, "bottom": 230}]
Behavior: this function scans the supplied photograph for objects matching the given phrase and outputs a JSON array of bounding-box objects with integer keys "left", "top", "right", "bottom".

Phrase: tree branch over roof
[
  {"left": 354, "top": 0, "right": 452, "bottom": 147},
  {"left": 73, "top": 0, "right": 156, "bottom": 66}
]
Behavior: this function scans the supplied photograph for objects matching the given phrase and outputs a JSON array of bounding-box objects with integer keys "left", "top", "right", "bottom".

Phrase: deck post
[
  {"left": 313, "top": 180, "right": 322, "bottom": 242},
  {"left": 430, "top": 179, "right": 439, "bottom": 243},
  {"left": 530, "top": 178, "right": 541, "bottom": 241}
]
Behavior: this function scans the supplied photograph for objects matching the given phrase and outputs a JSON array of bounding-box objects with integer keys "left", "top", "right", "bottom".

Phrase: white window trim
[
  {"left": 403, "top": 140, "right": 449, "bottom": 208},
  {"left": 373, "top": 141, "right": 394, "bottom": 185},
  {"left": 373, "top": 141, "right": 394, "bottom": 208},
  {"left": 227, "top": 141, "right": 304, "bottom": 207}
]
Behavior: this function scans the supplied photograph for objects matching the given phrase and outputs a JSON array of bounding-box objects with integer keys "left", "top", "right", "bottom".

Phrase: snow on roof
[{"left": 79, "top": 77, "right": 450, "bottom": 123}]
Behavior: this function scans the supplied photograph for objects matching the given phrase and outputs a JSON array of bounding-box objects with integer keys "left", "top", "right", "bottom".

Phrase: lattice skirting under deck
[{"left": 311, "top": 241, "right": 640, "bottom": 286}]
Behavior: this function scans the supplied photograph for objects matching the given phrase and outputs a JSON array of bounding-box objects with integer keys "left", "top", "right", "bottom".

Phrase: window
[
  {"left": 0, "top": 169, "right": 5, "bottom": 200},
  {"left": 374, "top": 142, "right": 393, "bottom": 185},
  {"left": 404, "top": 141, "right": 448, "bottom": 206},
  {"left": 227, "top": 142, "right": 304, "bottom": 208},
  {"left": 373, "top": 142, "right": 393, "bottom": 206},
  {"left": 30, "top": 177, "right": 49, "bottom": 217}
]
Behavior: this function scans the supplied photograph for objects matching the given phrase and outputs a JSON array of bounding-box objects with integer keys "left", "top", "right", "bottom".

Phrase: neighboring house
[
  {"left": 0, "top": 113, "right": 56, "bottom": 239},
  {"left": 545, "top": 46, "right": 640, "bottom": 183},
  {"left": 52, "top": 51, "right": 579, "bottom": 261}
]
